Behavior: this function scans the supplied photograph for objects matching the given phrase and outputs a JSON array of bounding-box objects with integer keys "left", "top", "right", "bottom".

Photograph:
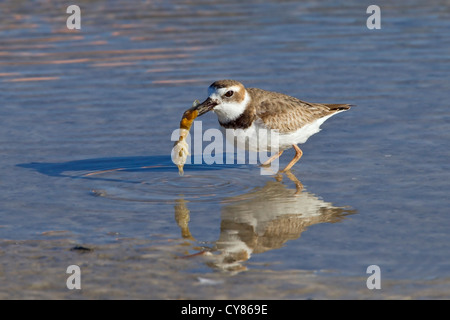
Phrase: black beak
[{"left": 191, "top": 97, "right": 217, "bottom": 116}]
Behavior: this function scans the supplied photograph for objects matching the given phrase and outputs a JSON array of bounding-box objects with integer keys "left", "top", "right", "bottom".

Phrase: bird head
[{"left": 193, "top": 80, "right": 249, "bottom": 123}]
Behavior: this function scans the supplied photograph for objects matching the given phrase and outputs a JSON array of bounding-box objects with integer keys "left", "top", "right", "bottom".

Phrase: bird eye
[{"left": 224, "top": 90, "right": 234, "bottom": 97}]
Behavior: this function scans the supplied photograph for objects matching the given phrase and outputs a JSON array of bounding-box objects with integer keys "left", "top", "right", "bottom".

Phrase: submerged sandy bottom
[{"left": 1, "top": 238, "right": 449, "bottom": 300}]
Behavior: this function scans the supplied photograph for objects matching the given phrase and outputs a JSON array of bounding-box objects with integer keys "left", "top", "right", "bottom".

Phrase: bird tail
[{"left": 324, "top": 104, "right": 353, "bottom": 111}]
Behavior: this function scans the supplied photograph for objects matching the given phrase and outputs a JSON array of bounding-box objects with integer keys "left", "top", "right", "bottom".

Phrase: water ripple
[
  {"left": 89, "top": 165, "right": 261, "bottom": 203},
  {"left": 18, "top": 155, "right": 261, "bottom": 203}
]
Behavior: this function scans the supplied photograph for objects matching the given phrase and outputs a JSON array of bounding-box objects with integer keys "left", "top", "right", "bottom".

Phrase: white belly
[
  {"left": 222, "top": 112, "right": 341, "bottom": 152},
  {"left": 277, "top": 112, "right": 341, "bottom": 149}
]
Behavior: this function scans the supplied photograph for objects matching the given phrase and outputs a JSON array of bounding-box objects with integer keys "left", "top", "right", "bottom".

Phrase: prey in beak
[
  {"left": 187, "top": 97, "right": 217, "bottom": 116},
  {"left": 174, "top": 98, "right": 217, "bottom": 176}
]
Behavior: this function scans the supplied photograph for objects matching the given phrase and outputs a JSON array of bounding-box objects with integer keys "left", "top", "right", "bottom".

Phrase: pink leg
[
  {"left": 261, "top": 150, "right": 284, "bottom": 166},
  {"left": 281, "top": 144, "right": 303, "bottom": 172}
]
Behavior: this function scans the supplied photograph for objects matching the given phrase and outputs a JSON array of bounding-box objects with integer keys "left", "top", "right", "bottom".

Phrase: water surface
[{"left": 1, "top": 0, "right": 449, "bottom": 299}]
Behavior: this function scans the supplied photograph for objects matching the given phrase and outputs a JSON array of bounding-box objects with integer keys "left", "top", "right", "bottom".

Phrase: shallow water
[{"left": 1, "top": 0, "right": 450, "bottom": 299}]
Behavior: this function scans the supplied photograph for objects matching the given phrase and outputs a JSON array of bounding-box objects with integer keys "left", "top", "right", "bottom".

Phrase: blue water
[{"left": 1, "top": 0, "right": 449, "bottom": 299}]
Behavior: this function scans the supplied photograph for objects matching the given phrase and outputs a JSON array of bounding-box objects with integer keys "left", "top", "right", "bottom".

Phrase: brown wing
[{"left": 248, "top": 88, "right": 350, "bottom": 133}]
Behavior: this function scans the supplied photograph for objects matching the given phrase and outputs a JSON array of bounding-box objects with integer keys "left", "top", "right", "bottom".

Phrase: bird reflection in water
[{"left": 175, "top": 172, "right": 356, "bottom": 273}]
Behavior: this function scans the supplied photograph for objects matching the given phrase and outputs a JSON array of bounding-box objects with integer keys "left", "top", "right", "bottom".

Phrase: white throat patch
[{"left": 212, "top": 88, "right": 251, "bottom": 123}]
